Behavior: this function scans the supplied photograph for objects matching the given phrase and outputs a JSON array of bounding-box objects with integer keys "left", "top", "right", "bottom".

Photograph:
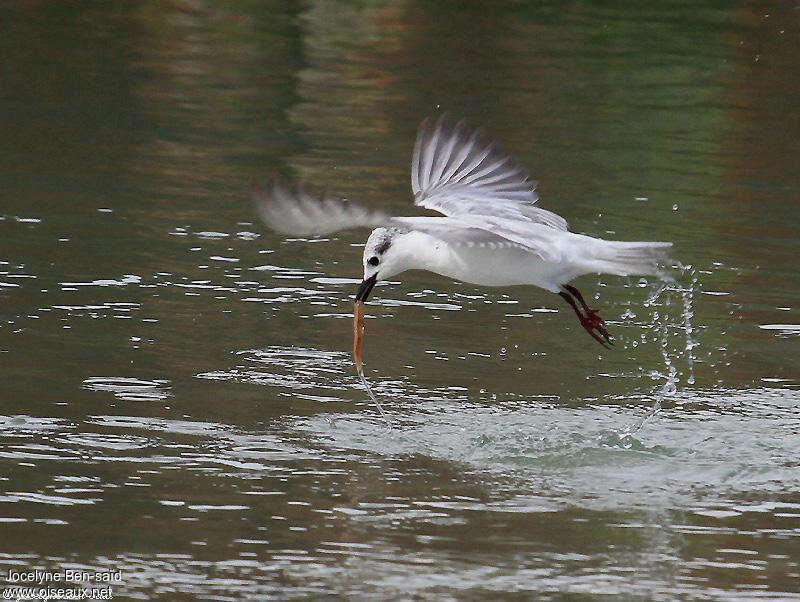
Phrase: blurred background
[{"left": 1, "top": 1, "right": 798, "bottom": 599}]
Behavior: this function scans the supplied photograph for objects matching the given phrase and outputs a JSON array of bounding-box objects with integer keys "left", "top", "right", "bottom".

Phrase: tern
[{"left": 254, "top": 116, "right": 672, "bottom": 404}]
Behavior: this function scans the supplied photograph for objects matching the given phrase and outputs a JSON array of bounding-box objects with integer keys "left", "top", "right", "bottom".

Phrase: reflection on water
[{"left": 1, "top": 0, "right": 800, "bottom": 599}]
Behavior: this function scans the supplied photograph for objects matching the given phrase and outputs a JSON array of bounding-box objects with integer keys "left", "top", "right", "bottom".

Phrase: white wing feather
[
  {"left": 411, "top": 116, "right": 568, "bottom": 231},
  {"left": 253, "top": 181, "right": 388, "bottom": 236},
  {"left": 252, "top": 181, "right": 555, "bottom": 260},
  {"left": 395, "top": 216, "right": 560, "bottom": 262}
]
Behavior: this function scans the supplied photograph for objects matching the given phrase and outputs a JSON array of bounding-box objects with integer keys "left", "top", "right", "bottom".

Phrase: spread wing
[
  {"left": 411, "top": 116, "right": 568, "bottom": 231},
  {"left": 253, "top": 181, "right": 388, "bottom": 236},
  {"left": 252, "top": 181, "right": 556, "bottom": 261}
]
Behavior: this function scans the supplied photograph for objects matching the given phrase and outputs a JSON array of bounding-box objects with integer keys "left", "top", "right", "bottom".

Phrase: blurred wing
[
  {"left": 411, "top": 116, "right": 568, "bottom": 231},
  {"left": 253, "top": 181, "right": 388, "bottom": 236}
]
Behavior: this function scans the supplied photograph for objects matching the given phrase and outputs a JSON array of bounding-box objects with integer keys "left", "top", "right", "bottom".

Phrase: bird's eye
[{"left": 368, "top": 256, "right": 379, "bottom": 267}]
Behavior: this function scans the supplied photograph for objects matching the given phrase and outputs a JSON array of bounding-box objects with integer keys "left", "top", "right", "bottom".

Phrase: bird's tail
[{"left": 583, "top": 239, "right": 674, "bottom": 280}]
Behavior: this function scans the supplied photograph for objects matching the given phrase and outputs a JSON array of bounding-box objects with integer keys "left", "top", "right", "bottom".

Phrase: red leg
[
  {"left": 558, "top": 289, "right": 613, "bottom": 348},
  {"left": 564, "top": 284, "right": 597, "bottom": 318},
  {"left": 564, "top": 284, "right": 611, "bottom": 335}
]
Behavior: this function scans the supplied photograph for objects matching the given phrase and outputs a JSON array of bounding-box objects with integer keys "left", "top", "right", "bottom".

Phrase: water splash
[
  {"left": 623, "top": 304, "right": 674, "bottom": 436},
  {"left": 625, "top": 265, "right": 698, "bottom": 435}
]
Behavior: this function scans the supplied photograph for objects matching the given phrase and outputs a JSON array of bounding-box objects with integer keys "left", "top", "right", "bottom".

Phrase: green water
[{"left": 1, "top": 1, "right": 799, "bottom": 599}]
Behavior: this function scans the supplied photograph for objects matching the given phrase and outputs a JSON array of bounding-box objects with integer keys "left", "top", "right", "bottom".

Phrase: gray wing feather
[
  {"left": 411, "top": 116, "right": 569, "bottom": 231},
  {"left": 253, "top": 181, "right": 388, "bottom": 236},
  {"left": 393, "top": 216, "right": 560, "bottom": 263}
]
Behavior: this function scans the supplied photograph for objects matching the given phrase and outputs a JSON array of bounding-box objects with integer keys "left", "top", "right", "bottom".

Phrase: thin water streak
[{"left": 680, "top": 265, "right": 698, "bottom": 385}]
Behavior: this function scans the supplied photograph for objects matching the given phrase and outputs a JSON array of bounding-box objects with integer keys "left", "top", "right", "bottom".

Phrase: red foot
[
  {"left": 579, "top": 309, "right": 613, "bottom": 348},
  {"left": 559, "top": 288, "right": 613, "bottom": 349}
]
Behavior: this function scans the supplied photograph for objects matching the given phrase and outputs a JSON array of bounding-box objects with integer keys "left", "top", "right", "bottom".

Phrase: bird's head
[{"left": 355, "top": 227, "right": 409, "bottom": 303}]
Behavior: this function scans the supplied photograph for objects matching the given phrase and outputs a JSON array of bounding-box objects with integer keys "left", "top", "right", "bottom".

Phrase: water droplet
[
  {"left": 672, "top": 204, "right": 678, "bottom": 211},
  {"left": 637, "top": 278, "right": 648, "bottom": 288}
]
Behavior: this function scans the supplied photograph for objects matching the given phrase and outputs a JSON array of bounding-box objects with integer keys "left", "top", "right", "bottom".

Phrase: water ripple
[{"left": 82, "top": 377, "right": 172, "bottom": 402}]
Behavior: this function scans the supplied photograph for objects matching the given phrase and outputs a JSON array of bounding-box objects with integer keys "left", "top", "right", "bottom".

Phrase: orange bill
[{"left": 353, "top": 301, "right": 365, "bottom": 373}]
